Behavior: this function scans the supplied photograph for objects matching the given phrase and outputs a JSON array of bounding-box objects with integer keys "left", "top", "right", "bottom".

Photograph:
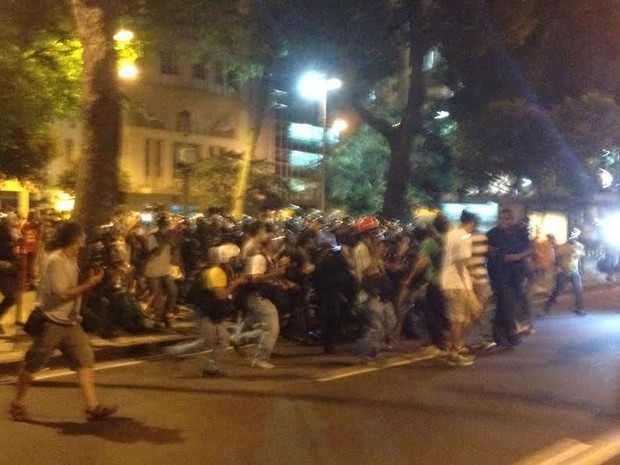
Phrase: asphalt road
[{"left": 3, "top": 287, "right": 620, "bottom": 465}]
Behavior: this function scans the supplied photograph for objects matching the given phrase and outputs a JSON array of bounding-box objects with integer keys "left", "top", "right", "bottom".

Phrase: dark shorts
[{"left": 24, "top": 321, "right": 95, "bottom": 373}]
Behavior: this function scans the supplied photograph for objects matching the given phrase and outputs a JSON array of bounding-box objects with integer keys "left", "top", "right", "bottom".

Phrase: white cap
[{"left": 244, "top": 254, "right": 267, "bottom": 275}]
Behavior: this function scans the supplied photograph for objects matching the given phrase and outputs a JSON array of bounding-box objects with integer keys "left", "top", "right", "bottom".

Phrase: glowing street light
[
  {"left": 114, "top": 29, "right": 138, "bottom": 79},
  {"left": 118, "top": 63, "right": 138, "bottom": 79},
  {"left": 298, "top": 71, "right": 342, "bottom": 211},
  {"left": 113, "top": 29, "right": 134, "bottom": 42},
  {"left": 332, "top": 118, "right": 348, "bottom": 134},
  {"left": 298, "top": 72, "right": 342, "bottom": 101}
]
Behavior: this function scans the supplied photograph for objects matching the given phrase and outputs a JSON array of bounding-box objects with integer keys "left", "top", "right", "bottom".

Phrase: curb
[{"left": 0, "top": 326, "right": 195, "bottom": 377}]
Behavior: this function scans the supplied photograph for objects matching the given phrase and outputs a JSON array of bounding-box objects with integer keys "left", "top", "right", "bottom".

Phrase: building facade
[{"left": 48, "top": 47, "right": 276, "bottom": 214}]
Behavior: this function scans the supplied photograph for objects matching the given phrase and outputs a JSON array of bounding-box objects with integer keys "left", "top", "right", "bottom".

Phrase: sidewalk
[
  {"left": 0, "top": 259, "right": 615, "bottom": 371},
  {"left": 0, "top": 291, "right": 194, "bottom": 371}
]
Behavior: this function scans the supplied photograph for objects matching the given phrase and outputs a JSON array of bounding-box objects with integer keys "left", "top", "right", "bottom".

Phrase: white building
[{"left": 48, "top": 47, "right": 276, "bottom": 214}]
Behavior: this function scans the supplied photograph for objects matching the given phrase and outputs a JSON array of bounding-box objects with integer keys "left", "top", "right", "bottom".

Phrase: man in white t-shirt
[
  {"left": 440, "top": 210, "right": 482, "bottom": 367},
  {"left": 144, "top": 216, "right": 177, "bottom": 330},
  {"left": 11, "top": 221, "right": 116, "bottom": 422}
]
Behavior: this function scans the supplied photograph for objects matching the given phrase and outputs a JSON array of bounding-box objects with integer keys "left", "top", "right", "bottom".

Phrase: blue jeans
[
  {"left": 356, "top": 298, "right": 396, "bottom": 358},
  {"left": 544, "top": 271, "right": 584, "bottom": 312},
  {"left": 235, "top": 294, "right": 280, "bottom": 363},
  {"left": 166, "top": 317, "right": 233, "bottom": 372}
]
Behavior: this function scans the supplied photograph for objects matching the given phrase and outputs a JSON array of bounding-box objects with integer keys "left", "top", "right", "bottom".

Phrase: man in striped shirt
[{"left": 467, "top": 231, "right": 496, "bottom": 349}]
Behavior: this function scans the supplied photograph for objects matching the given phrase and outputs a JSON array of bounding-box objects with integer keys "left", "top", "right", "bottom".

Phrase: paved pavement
[
  {"left": 0, "top": 290, "right": 194, "bottom": 368},
  {"left": 0, "top": 259, "right": 616, "bottom": 370},
  {"left": 4, "top": 302, "right": 620, "bottom": 465}
]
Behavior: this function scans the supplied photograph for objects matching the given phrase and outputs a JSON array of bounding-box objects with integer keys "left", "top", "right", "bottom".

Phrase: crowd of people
[
  {"left": 2, "top": 203, "right": 593, "bottom": 421},
  {"left": 0, "top": 206, "right": 65, "bottom": 335}
]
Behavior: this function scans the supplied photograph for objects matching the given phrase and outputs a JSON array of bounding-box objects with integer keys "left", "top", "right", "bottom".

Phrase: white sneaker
[
  {"left": 481, "top": 341, "right": 497, "bottom": 350},
  {"left": 252, "top": 360, "right": 275, "bottom": 369},
  {"left": 445, "top": 353, "right": 474, "bottom": 367}
]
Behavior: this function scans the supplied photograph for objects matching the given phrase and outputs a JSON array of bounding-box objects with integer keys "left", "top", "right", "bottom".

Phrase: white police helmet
[
  {"left": 243, "top": 254, "right": 267, "bottom": 275},
  {"left": 217, "top": 243, "right": 241, "bottom": 264}
]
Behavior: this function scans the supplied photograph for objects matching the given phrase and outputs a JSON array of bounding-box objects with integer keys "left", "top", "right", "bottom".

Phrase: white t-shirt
[
  {"left": 143, "top": 233, "right": 172, "bottom": 278},
  {"left": 38, "top": 250, "right": 81, "bottom": 325},
  {"left": 440, "top": 226, "right": 474, "bottom": 290}
]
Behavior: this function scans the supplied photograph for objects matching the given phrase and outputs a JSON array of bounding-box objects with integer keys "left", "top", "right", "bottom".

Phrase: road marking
[
  {"left": 0, "top": 360, "right": 145, "bottom": 384},
  {"left": 34, "top": 360, "right": 145, "bottom": 381},
  {"left": 513, "top": 428, "right": 620, "bottom": 465},
  {"left": 565, "top": 428, "right": 620, "bottom": 465},
  {"left": 512, "top": 438, "right": 591, "bottom": 465},
  {"left": 316, "top": 353, "right": 439, "bottom": 382}
]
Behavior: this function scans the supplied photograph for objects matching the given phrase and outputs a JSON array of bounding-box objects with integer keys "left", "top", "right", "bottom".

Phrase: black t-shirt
[
  {"left": 486, "top": 225, "right": 529, "bottom": 280},
  {"left": 0, "top": 233, "right": 17, "bottom": 276}
]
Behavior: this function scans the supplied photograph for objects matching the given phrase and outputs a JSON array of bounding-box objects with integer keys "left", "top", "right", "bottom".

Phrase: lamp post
[{"left": 298, "top": 72, "right": 342, "bottom": 211}]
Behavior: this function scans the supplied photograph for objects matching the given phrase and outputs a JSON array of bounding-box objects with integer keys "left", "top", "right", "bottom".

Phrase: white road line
[
  {"left": 512, "top": 439, "right": 591, "bottom": 465},
  {"left": 316, "top": 353, "right": 439, "bottom": 382},
  {"left": 512, "top": 428, "right": 620, "bottom": 465},
  {"left": 0, "top": 360, "right": 145, "bottom": 384},
  {"left": 564, "top": 428, "right": 620, "bottom": 465},
  {"left": 34, "top": 360, "right": 145, "bottom": 381}
]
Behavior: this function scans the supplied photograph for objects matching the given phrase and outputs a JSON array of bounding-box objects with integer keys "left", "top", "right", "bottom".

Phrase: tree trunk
[
  {"left": 70, "top": 0, "right": 120, "bottom": 234},
  {"left": 382, "top": 133, "right": 413, "bottom": 219},
  {"left": 232, "top": 61, "right": 273, "bottom": 219},
  {"left": 381, "top": 0, "right": 428, "bottom": 220}
]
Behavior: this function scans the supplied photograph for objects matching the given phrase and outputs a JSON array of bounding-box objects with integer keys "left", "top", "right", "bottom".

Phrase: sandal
[
  {"left": 10, "top": 402, "right": 30, "bottom": 422},
  {"left": 85, "top": 404, "right": 118, "bottom": 422}
]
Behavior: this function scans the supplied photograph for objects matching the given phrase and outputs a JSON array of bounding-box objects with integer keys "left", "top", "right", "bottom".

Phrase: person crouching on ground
[
  {"left": 356, "top": 274, "right": 397, "bottom": 364},
  {"left": 164, "top": 244, "right": 247, "bottom": 377},
  {"left": 10, "top": 221, "right": 117, "bottom": 422},
  {"left": 230, "top": 252, "right": 287, "bottom": 369}
]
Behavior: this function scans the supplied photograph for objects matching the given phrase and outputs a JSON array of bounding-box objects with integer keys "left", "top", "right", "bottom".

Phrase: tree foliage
[
  {"left": 328, "top": 125, "right": 389, "bottom": 216},
  {"left": 449, "top": 0, "right": 620, "bottom": 199},
  {"left": 0, "top": 0, "right": 81, "bottom": 182},
  {"left": 265, "top": 0, "right": 620, "bottom": 213},
  {"left": 189, "top": 153, "right": 288, "bottom": 214}
]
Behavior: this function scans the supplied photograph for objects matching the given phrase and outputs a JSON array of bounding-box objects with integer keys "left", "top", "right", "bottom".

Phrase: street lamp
[
  {"left": 114, "top": 29, "right": 138, "bottom": 79},
  {"left": 113, "top": 29, "right": 134, "bottom": 41},
  {"left": 298, "top": 71, "right": 342, "bottom": 211},
  {"left": 332, "top": 118, "right": 348, "bottom": 134}
]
